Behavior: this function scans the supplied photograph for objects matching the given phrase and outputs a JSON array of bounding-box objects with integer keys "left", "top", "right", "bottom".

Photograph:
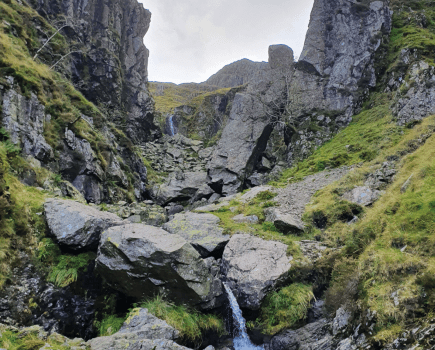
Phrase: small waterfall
[
  {"left": 223, "top": 283, "right": 264, "bottom": 350},
  {"left": 168, "top": 115, "right": 176, "bottom": 136}
]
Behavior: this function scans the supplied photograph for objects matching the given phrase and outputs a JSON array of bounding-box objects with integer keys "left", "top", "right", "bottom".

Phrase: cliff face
[
  {"left": 32, "top": 0, "right": 160, "bottom": 143},
  {"left": 204, "top": 59, "right": 269, "bottom": 88},
  {"left": 206, "top": 0, "right": 392, "bottom": 195}
]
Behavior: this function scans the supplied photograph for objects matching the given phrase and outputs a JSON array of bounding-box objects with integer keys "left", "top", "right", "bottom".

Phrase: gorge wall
[
  {"left": 206, "top": 0, "right": 392, "bottom": 195},
  {"left": 32, "top": 0, "right": 161, "bottom": 143}
]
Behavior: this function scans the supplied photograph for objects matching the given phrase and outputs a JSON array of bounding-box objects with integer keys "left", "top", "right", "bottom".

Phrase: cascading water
[
  {"left": 168, "top": 115, "right": 176, "bottom": 136},
  {"left": 223, "top": 283, "right": 264, "bottom": 350}
]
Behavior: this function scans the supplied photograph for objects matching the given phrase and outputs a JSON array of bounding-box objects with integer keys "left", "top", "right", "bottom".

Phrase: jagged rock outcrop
[
  {"left": 204, "top": 59, "right": 268, "bottom": 88},
  {"left": 207, "top": 45, "right": 293, "bottom": 195},
  {"left": 44, "top": 198, "right": 123, "bottom": 250},
  {"left": 393, "top": 60, "right": 435, "bottom": 126},
  {"left": 0, "top": 85, "right": 54, "bottom": 164},
  {"left": 163, "top": 212, "right": 229, "bottom": 258},
  {"left": 221, "top": 234, "right": 292, "bottom": 310},
  {"left": 0, "top": 77, "right": 149, "bottom": 204},
  {"left": 207, "top": 1, "right": 392, "bottom": 194},
  {"left": 286, "top": 0, "right": 392, "bottom": 165},
  {"left": 95, "top": 223, "right": 223, "bottom": 310},
  {"left": 32, "top": 0, "right": 160, "bottom": 143}
]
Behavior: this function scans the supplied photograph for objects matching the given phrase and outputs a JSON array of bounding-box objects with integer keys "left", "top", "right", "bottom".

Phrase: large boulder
[
  {"left": 221, "top": 234, "right": 292, "bottom": 310},
  {"left": 95, "top": 224, "right": 223, "bottom": 310},
  {"left": 86, "top": 308, "right": 191, "bottom": 350},
  {"left": 152, "top": 171, "right": 209, "bottom": 205},
  {"left": 163, "top": 212, "right": 230, "bottom": 258},
  {"left": 44, "top": 198, "right": 123, "bottom": 250}
]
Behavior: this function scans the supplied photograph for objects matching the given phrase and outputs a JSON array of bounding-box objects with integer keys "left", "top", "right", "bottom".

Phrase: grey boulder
[
  {"left": 87, "top": 308, "right": 186, "bottom": 350},
  {"left": 264, "top": 208, "right": 305, "bottom": 234},
  {"left": 44, "top": 198, "right": 123, "bottom": 250},
  {"left": 342, "top": 186, "right": 380, "bottom": 206},
  {"left": 95, "top": 224, "right": 223, "bottom": 309},
  {"left": 221, "top": 234, "right": 292, "bottom": 310},
  {"left": 163, "top": 212, "right": 230, "bottom": 258},
  {"left": 232, "top": 214, "right": 259, "bottom": 224},
  {"left": 152, "top": 172, "right": 208, "bottom": 205}
]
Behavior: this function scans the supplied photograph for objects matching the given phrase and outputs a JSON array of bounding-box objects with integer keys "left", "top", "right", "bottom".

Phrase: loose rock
[{"left": 44, "top": 198, "right": 123, "bottom": 250}]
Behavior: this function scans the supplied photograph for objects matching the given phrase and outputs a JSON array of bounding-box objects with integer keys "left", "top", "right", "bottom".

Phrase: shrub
[{"left": 47, "top": 252, "right": 94, "bottom": 287}]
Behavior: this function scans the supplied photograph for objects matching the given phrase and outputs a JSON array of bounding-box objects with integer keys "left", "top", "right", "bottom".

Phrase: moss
[
  {"left": 0, "top": 140, "right": 46, "bottom": 288},
  {"left": 254, "top": 283, "right": 314, "bottom": 335},
  {"left": 272, "top": 94, "right": 403, "bottom": 186}
]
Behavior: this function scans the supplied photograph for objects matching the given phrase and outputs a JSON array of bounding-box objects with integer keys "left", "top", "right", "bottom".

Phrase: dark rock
[
  {"left": 0, "top": 254, "right": 96, "bottom": 340},
  {"left": 221, "top": 234, "right": 292, "bottom": 310},
  {"left": 33, "top": 0, "right": 161, "bottom": 143},
  {"left": 95, "top": 223, "right": 223, "bottom": 309},
  {"left": 266, "top": 319, "right": 333, "bottom": 350},
  {"left": 44, "top": 198, "right": 123, "bottom": 250},
  {"left": 166, "top": 204, "right": 184, "bottom": 217}
]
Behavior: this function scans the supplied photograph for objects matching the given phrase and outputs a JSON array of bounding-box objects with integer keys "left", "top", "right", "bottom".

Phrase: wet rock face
[
  {"left": 44, "top": 198, "right": 123, "bottom": 250},
  {"left": 33, "top": 0, "right": 160, "bottom": 143},
  {"left": 0, "top": 255, "right": 96, "bottom": 340},
  {"left": 95, "top": 223, "right": 224, "bottom": 310},
  {"left": 221, "top": 234, "right": 292, "bottom": 310}
]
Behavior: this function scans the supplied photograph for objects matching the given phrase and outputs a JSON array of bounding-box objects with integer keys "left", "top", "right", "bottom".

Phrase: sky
[{"left": 138, "top": 0, "right": 314, "bottom": 84}]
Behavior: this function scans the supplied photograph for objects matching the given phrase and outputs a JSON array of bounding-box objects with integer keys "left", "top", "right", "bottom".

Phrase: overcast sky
[{"left": 138, "top": 0, "right": 314, "bottom": 84}]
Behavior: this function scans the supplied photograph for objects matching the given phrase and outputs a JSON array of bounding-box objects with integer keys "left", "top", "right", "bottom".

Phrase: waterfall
[
  {"left": 223, "top": 283, "right": 264, "bottom": 350},
  {"left": 168, "top": 115, "right": 176, "bottom": 136}
]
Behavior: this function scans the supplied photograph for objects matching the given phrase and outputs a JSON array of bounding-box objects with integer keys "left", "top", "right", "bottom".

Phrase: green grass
[
  {"left": 271, "top": 94, "right": 403, "bottom": 186},
  {"left": 46, "top": 252, "right": 94, "bottom": 288},
  {"left": 94, "top": 314, "right": 125, "bottom": 336},
  {"left": 254, "top": 283, "right": 314, "bottom": 335},
  {"left": 139, "top": 295, "right": 225, "bottom": 342},
  {"left": 0, "top": 327, "right": 86, "bottom": 350}
]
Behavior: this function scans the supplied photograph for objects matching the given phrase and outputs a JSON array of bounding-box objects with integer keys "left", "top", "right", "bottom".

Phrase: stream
[
  {"left": 223, "top": 283, "right": 264, "bottom": 350},
  {"left": 168, "top": 115, "right": 176, "bottom": 136}
]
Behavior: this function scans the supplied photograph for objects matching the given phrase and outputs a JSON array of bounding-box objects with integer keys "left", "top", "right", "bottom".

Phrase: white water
[
  {"left": 168, "top": 115, "right": 176, "bottom": 136},
  {"left": 223, "top": 283, "right": 264, "bottom": 350}
]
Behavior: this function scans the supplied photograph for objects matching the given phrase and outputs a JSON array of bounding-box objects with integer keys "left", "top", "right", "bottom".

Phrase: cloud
[{"left": 138, "top": 0, "right": 314, "bottom": 84}]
